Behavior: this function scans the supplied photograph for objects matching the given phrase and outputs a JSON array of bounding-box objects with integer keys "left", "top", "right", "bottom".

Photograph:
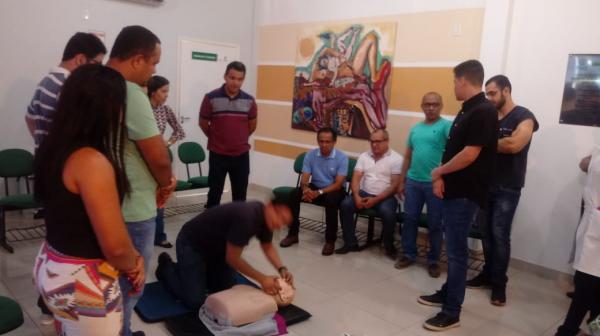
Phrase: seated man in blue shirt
[{"left": 279, "top": 127, "right": 348, "bottom": 256}]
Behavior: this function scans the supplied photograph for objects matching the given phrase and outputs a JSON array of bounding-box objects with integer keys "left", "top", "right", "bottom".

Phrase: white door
[{"left": 175, "top": 38, "right": 240, "bottom": 194}]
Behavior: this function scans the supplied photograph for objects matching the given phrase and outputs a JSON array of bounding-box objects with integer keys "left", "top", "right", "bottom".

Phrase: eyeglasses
[{"left": 369, "top": 139, "right": 387, "bottom": 144}]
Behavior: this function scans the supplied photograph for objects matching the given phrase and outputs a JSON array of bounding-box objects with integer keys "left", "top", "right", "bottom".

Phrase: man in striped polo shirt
[
  {"left": 24, "top": 32, "right": 106, "bottom": 325},
  {"left": 200, "top": 61, "right": 257, "bottom": 208},
  {"left": 25, "top": 32, "right": 106, "bottom": 148}
]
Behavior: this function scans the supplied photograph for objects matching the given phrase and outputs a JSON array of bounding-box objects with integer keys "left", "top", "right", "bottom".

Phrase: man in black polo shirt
[
  {"left": 466, "top": 75, "right": 538, "bottom": 306},
  {"left": 155, "top": 200, "right": 294, "bottom": 311},
  {"left": 418, "top": 60, "right": 498, "bottom": 331}
]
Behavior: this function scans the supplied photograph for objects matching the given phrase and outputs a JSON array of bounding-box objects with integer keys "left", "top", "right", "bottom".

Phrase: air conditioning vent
[{"left": 117, "top": 0, "right": 164, "bottom": 6}]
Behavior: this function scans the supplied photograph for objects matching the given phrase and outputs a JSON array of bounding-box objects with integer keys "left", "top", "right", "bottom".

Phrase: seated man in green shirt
[{"left": 395, "top": 92, "right": 451, "bottom": 278}]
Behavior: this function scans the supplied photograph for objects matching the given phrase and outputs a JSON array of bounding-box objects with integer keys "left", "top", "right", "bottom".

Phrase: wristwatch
[
  {"left": 318, "top": 189, "right": 324, "bottom": 195},
  {"left": 278, "top": 266, "right": 288, "bottom": 275}
]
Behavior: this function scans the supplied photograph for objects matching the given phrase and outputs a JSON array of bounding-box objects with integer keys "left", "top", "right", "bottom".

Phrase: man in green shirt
[
  {"left": 395, "top": 92, "right": 451, "bottom": 278},
  {"left": 107, "top": 25, "right": 175, "bottom": 336}
]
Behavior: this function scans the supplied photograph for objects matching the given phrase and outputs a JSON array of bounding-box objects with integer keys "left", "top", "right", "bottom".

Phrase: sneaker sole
[
  {"left": 417, "top": 297, "right": 442, "bottom": 307},
  {"left": 423, "top": 320, "right": 460, "bottom": 331},
  {"left": 491, "top": 300, "right": 506, "bottom": 306},
  {"left": 40, "top": 316, "right": 54, "bottom": 326}
]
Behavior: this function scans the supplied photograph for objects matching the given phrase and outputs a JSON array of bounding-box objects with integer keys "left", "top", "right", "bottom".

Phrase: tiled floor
[{"left": 0, "top": 187, "right": 578, "bottom": 336}]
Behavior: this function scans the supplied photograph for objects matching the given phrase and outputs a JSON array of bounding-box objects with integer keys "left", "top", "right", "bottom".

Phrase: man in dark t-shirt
[
  {"left": 466, "top": 75, "right": 538, "bottom": 306},
  {"left": 155, "top": 200, "right": 294, "bottom": 311},
  {"left": 417, "top": 60, "right": 498, "bottom": 332}
]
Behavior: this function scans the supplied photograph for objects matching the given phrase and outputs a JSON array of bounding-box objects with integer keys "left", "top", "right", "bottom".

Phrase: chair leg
[
  {"left": 367, "top": 216, "right": 375, "bottom": 244},
  {"left": 0, "top": 208, "right": 14, "bottom": 253}
]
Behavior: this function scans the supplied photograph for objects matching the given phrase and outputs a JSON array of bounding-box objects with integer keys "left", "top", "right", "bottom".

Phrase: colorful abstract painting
[{"left": 292, "top": 22, "right": 397, "bottom": 139}]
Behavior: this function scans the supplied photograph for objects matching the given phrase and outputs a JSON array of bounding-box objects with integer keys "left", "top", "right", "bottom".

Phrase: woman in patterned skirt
[{"left": 33, "top": 64, "right": 144, "bottom": 335}]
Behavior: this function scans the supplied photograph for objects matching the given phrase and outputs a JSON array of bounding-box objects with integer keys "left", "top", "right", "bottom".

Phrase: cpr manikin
[{"left": 202, "top": 280, "right": 296, "bottom": 327}]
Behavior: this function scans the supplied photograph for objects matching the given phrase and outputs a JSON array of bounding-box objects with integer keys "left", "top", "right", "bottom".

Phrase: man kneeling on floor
[{"left": 155, "top": 199, "right": 294, "bottom": 311}]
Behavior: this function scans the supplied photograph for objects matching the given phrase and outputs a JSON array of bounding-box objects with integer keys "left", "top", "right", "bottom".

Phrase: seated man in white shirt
[{"left": 336, "top": 129, "right": 403, "bottom": 259}]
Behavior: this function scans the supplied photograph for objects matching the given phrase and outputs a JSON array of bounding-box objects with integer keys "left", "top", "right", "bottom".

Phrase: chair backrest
[
  {"left": 346, "top": 158, "right": 357, "bottom": 183},
  {"left": 293, "top": 152, "right": 306, "bottom": 174},
  {"left": 178, "top": 142, "right": 206, "bottom": 164},
  {"left": 0, "top": 149, "right": 34, "bottom": 178}
]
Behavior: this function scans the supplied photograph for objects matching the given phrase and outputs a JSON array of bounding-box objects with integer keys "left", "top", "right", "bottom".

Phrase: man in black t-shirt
[
  {"left": 466, "top": 75, "right": 538, "bottom": 306},
  {"left": 155, "top": 200, "right": 294, "bottom": 311},
  {"left": 417, "top": 60, "right": 498, "bottom": 332}
]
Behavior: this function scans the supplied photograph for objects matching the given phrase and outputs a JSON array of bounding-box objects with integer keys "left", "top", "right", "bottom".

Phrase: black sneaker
[
  {"left": 423, "top": 312, "right": 460, "bottom": 331},
  {"left": 334, "top": 244, "right": 360, "bottom": 254},
  {"left": 466, "top": 272, "right": 491, "bottom": 289},
  {"left": 491, "top": 286, "right": 506, "bottom": 306},
  {"left": 158, "top": 252, "right": 172, "bottom": 266},
  {"left": 155, "top": 252, "right": 173, "bottom": 282},
  {"left": 132, "top": 331, "right": 146, "bottom": 336},
  {"left": 418, "top": 291, "right": 445, "bottom": 307}
]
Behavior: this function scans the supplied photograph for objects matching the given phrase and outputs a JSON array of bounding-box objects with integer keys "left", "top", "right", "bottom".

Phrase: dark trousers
[
  {"left": 479, "top": 186, "right": 522, "bottom": 288},
  {"left": 154, "top": 208, "right": 167, "bottom": 244},
  {"left": 340, "top": 191, "right": 399, "bottom": 249},
  {"left": 556, "top": 271, "right": 600, "bottom": 336},
  {"left": 206, "top": 151, "right": 250, "bottom": 208},
  {"left": 439, "top": 198, "right": 479, "bottom": 318},
  {"left": 159, "top": 234, "right": 237, "bottom": 311},
  {"left": 286, "top": 184, "right": 345, "bottom": 243}
]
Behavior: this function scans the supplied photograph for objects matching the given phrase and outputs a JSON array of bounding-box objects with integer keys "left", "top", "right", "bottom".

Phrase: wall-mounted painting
[
  {"left": 560, "top": 54, "right": 600, "bottom": 127},
  {"left": 292, "top": 22, "right": 397, "bottom": 139}
]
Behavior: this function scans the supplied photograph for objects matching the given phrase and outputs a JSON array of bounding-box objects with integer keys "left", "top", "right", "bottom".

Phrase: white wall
[
  {"left": 503, "top": 0, "right": 600, "bottom": 273},
  {"left": 252, "top": 0, "right": 598, "bottom": 274},
  {"left": 0, "top": 0, "right": 256, "bottom": 153}
]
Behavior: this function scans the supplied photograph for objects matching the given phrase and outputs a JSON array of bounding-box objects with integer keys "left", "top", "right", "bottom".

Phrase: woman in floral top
[
  {"left": 148, "top": 76, "right": 186, "bottom": 146},
  {"left": 147, "top": 75, "right": 186, "bottom": 248}
]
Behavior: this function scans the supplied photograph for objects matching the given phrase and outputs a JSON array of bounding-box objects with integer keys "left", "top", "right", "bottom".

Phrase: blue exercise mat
[
  {"left": 135, "top": 273, "right": 259, "bottom": 323},
  {"left": 135, "top": 272, "right": 311, "bottom": 331},
  {"left": 134, "top": 281, "right": 192, "bottom": 323}
]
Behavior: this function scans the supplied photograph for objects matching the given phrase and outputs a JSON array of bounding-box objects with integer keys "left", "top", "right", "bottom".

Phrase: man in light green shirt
[
  {"left": 107, "top": 25, "right": 174, "bottom": 336},
  {"left": 396, "top": 92, "right": 451, "bottom": 278}
]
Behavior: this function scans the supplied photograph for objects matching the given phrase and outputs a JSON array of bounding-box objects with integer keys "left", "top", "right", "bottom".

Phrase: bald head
[{"left": 421, "top": 92, "right": 443, "bottom": 123}]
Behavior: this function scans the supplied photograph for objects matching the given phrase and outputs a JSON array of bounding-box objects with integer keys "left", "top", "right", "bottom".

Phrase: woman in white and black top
[{"left": 147, "top": 75, "right": 186, "bottom": 248}]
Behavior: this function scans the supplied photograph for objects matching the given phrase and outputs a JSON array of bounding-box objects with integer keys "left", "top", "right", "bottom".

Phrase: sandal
[{"left": 155, "top": 240, "right": 173, "bottom": 248}]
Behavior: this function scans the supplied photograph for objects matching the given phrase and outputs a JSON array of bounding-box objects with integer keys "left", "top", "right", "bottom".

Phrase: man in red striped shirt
[{"left": 199, "top": 61, "right": 257, "bottom": 208}]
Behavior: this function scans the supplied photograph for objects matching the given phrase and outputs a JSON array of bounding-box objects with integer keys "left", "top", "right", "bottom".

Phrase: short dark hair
[
  {"left": 317, "top": 127, "right": 337, "bottom": 141},
  {"left": 147, "top": 75, "right": 169, "bottom": 99},
  {"left": 109, "top": 25, "right": 161, "bottom": 60},
  {"left": 485, "top": 74, "right": 512, "bottom": 93},
  {"left": 62, "top": 32, "right": 107, "bottom": 61},
  {"left": 225, "top": 61, "right": 246, "bottom": 76},
  {"left": 454, "top": 59, "right": 484, "bottom": 86}
]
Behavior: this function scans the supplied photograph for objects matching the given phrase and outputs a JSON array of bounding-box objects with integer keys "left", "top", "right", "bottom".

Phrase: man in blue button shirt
[{"left": 280, "top": 127, "right": 348, "bottom": 256}]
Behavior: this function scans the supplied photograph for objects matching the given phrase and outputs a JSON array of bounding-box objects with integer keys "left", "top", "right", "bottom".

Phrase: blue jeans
[
  {"left": 119, "top": 217, "right": 156, "bottom": 336},
  {"left": 340, "top": 190, "right": 398, "bottom": 249},
  {"left": 154, "top": 208, "right": 168, "bottom": 244},
  {"left": 479, "top": 186, "right": 521, "bottom": 287},
  {"left": 159, "top": 234, "right": 237, "bottom": 310},
  {"left": 439, "top": 198, "right": 479, "bottom": 318},
  {"left": 401, "top": 178, "right": 443, "bottom": 264}
]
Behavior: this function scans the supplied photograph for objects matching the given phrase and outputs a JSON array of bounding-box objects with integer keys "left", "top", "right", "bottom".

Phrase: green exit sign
[{"left": 192, "top": 51, "right": 217, "bottom": 61}]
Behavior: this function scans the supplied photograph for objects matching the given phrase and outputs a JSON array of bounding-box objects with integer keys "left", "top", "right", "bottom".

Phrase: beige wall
[{"left": 255, "top": 8, "right": 484, "bottom": 158}]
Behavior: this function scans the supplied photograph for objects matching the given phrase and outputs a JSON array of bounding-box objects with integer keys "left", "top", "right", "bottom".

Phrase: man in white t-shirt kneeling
[{"left": 336, "top": 129, "right": 403, "bottom": 259}]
